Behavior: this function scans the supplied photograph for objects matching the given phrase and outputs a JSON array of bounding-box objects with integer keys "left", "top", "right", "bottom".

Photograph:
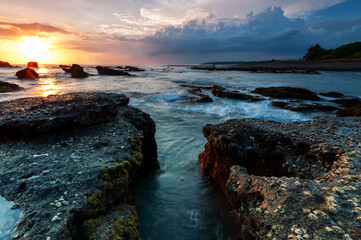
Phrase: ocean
[{"left": 0, "top": 65, "right": 361, "bottom": 239}]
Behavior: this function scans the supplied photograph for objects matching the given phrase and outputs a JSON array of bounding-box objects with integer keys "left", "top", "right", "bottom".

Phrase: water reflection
[{"left": 33, "top": 77, "right": 63, "bottom": 97}]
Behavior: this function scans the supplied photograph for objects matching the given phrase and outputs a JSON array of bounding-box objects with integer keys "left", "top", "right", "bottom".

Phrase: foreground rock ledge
[
  {"left": 199, "top": 117, "right": 361, "bottom": 239},
  {"left": 0, "top": 92, "right": 159, "bottom": 239}
]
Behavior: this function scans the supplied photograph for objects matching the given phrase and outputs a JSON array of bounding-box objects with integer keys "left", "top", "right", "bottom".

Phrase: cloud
[
  {"left": 0, "top": 22, "right": 73, "bottom": 38},
  {"left": 137, "top": 6, "right": 361, "bottom": 61}
]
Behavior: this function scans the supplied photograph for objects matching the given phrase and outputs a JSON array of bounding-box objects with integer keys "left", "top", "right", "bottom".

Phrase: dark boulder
[
  {"left": 252, "top": 86, "right": 320, "bottom": 101},
  {"left": 0, "top": 61, "right": 14, "bottom": 68},
  {"left": 0, "top": 81, "right": 21, "bottom": 93},
  {"left": 62, "top": 64, "right": 89, "bottom": 78},
  {"left": 15, "top": 68, "right": 39, "bottom": 79},
  {"left": 211, "top": 85, "right": 264, "bottom": 101},
  {"left": 117, "top": 66, "right": 145, "bottom": 72},
  {"left": 96, "top": 66, "right": 131, "bottom": 76},
  {"left": 190, "top": 94, "right": 213, "bottom": 103},
  {"left": 27, "top": 62, "right": 38, "bottom": 68},
  {"left": 271, "top": 101, "right": 339, "bottom": 112},
  {"left": 320, "top": 92, "right": 344, "bottom": 98},
  {"left": 59, "top": 64, "right": 71, "bottom": 68}
]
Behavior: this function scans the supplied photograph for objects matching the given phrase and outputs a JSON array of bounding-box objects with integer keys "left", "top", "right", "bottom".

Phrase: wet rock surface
[
  {"left": 0, "top": 92, "right": 159, "bottom": 239},
  {"left": 271, "top": 101, "right": 340, "bottom": 112},
  {"left": 96, "top": 66, "right": 131, "bottom": 76},
  {"left": 252, "top": 87, "right": 320, "bottom": 101},
  {"left": 199, "top": 117, "right": 361, "bottom": 239},
  {"left": 116, "top": 66, "right": 145, "bottom": 72},
  {"left": 0, "top": 81, "right": 22, "bottom": 93},
  {"left": 15, "top": 68, "right": 39, "bottom": 79},
  {"left": 212, "top": 85, "right": 264, "bottom": 102}
]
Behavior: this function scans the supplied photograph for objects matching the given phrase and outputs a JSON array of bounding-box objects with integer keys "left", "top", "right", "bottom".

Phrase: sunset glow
[{"left": 17, "top": 37, "right": 51, "bottom": 63}]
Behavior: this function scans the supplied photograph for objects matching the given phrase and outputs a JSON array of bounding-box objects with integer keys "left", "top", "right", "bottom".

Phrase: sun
[{"left": 17, "top": 37, "right": 51, "bottom": 63}]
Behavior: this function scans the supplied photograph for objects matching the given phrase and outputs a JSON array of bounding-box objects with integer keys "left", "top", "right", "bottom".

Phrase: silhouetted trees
[{"left": 303, "top": 42, "right": 361, "bottom": 60}]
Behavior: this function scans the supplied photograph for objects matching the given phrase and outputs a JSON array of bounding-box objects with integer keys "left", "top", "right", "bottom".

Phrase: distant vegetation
[{"left": 303, "top": 42, "right": 361, "bottom": 60}]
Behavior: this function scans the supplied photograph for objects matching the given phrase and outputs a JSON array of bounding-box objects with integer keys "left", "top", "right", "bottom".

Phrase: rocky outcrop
[
  {"left": 0, "top": 92, "right": 159, "bottom": 239},
  {"left": 212, "top": 85, "right": 264, "bottom": 101},
  {"left": 271, "top": 101, "right": 339, "bottom": 112},
  {"left": 27, "top": 62, "right": 38, "bottom": 68},
  {"left": 199, "top": 117, "right": 361, "bottom": 239},
  {"left": 330, "top": 98, "right": 361, "bottom": 117},
  {"left": 0, "top": 81, "right": 21, "bottom": 93},
  {"left": 62, "top": 64, "right": 89, "bottom": 78},
  {"left": 96, "top": 66, "right": 131, "bottom": 76},
  {"left": 116, "top": 66, "right": 145, "bottom": 72},
  {"left": 252, "top": 87, "right": 320, "bottom": 101},
  {"left": 15, "top": 68, "right": 39, "bottom": 79},
  {"left": 0, "top": 61, "right": 14, "bottom": 68},
  {"left": 320, "top": 92, "right": 344, "bottom": 98}
]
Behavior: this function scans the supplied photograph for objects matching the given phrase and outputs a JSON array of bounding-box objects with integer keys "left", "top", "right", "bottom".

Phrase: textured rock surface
[
  {"left": 15, "top": 68, "right": 39, "bottom": 79},
  {"left": 0, "top": 92, "right": 159, "bottom": 239},
  {"left": 0, "top": 81, "right": 21, "bottom": 93},
  {"left": 199, "top": 117, "right": 361, "bottom": 239}
]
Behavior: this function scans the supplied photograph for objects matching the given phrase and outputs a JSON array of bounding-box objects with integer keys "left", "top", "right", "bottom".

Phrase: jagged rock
[
  {"left": 199, "top": 117, "right": 361, "bottom": 239},
  {"left": 211, "top": 85, "right": 264, "bottom": 101},
  {"left": 271, "top": 101, "right": 339, "bottom": 112},
  {"left": 96, "top": 66, "right": 131, "bottom": 76},
  {"left": 188, "top": 94, "right": 213, "bottom": 103},
  {"left": 15, "top": 68, "right": 39, "bottom": 79},
  {"left": 27, "top": 62, "right": 38, "bottom": 68},
  {"left": 329, "top": 98, "right": 361, "bottom": 117},
  {"left": 252, "top": 87, "right": 320, "bottom": 101},
  {"left": 0, "top": 61, "right": 14, "bottom": 68},
  {"left": 0, "top": 92, "right": 159, "bottom": 239},
  {"left": 0, "top": 81, "right": 21, "bottom": 93},
  {"left": 320, "top": 92, "right": 344, "bottom": 98}
]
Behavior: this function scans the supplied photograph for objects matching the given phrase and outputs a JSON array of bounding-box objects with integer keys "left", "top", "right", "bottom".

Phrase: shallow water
[
  {"left": 1, "top": 65, "right": 361, "bottom": 239},
  {"left": 0, "top": 197, "right": 21, "bottom": 239}
]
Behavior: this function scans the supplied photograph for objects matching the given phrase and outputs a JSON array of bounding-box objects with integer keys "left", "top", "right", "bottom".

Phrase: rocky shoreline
[
  {"left": 199, "top": 117, "right": 361, "bottom": 239},
  {"left": 0, "top": 92, "right": 159, "bottom": 239},
  {"left": 191, "top": 59, "right": 361, "bottom": 73}
]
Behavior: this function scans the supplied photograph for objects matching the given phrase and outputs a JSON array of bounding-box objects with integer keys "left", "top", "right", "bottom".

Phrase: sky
[{"left": 0, "top": 0, "right": 360, "bottom": 64}]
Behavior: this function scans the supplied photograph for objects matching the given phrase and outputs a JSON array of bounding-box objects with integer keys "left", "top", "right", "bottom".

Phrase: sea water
[{"left": 0, "top": 65, "right": 360, "bottom": 239}]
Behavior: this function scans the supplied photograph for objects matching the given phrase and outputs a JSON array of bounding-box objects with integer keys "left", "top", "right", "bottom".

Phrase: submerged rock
[
  {"left": 27, "top": 62, "right": 38, "bottom": 68},
  {"left": 199, "top": 117, "right": 361, "bottom": 239},
  {"left": 271, "top": 101, "right": 339, "bottom": 112},
  {"left": 211, "top": 85, "right": 264, "bottom": 101},
  {"left": 0, "top": 81, "right": 21, "bottom": 93},
  {"left": 0, "top": 92, "right": 159, "bottom": 239},
  {"left": 252, "top": 86, "right": 320, "bottom": 101},
  {"left": 15, "top": 68, "right": 39, "bottom": 79},
  {"left": 320, "top": 92, "right": 344, "bottom": 98},
  {"left": 116, "top": 66, "right": 145, "bottom": 72},
  {"left": 96, "top": 66, "right": 131, "bottom": 76}
]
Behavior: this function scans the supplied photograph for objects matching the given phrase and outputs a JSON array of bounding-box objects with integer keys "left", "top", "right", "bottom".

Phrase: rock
[
  {"left": 320, "top": 92, "right": 344, "bottom": 98},
  {"left": 59, "top": 65, "right": 70, "bottom": 68},
  {"left": 62, "top": 64, "right": 89, "bottom": 78},
  {"left": 15, "top": 68, "right": 39, "bottom": 79},
  {"left": 96, "top": 66, "right": 131, "bottom": 76},
  {"left": 0, "top": 81, "right": 21, "bottom": 93},
  {"left": 187, "top": 88, "right": 202, "bottom": 94},
  {"left": 27, "top": 62, "right": 38, "bottom": 68},
  {"left": 271, "top": 101, "right": 339, "bottom": 112},
  {"left": 0, "top": 61, "right": 14, "bottom": 68},
  {"left": 252, "top": 86, "right": 320, "bottom": 101},
  {"left": 189, "top": 94, "right": 213, "bottom": 103},
  {"left": 330, "top": 98, "right": 361, "bottom": 117},
  {"left": 211, "top": 85, "right": 264, "bottom": 101},
  {"left": 199, "top": 117, "right": 361, "bottom": 239},
  {"left": 116, "top": 66, "right": 145, "bottom": 72},
  {"left": 0, "top": 92, "right": 159, "bottom": 239}
]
